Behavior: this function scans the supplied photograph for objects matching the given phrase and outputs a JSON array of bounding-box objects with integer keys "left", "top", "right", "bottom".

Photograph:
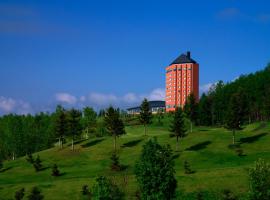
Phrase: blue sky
[{"left": 0, "top": 0, "right": 270, "bottom": 114}]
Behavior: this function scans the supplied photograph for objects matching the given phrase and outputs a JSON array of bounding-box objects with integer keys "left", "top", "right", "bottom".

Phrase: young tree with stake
[
  {"left": 67, "top": 109, "right": 82, "bottom": 151},
  {"left": 104, "top": 106, "right": 126, "bottom": 152},
  {"left": 184, "top": 93, "right": 198, "bottom": 133},
  {"left": 169, "top": 107, "right": 187, "bottom": 151},
  {"left": 139, "top": 98, "right": 152, "bottom": 136}
]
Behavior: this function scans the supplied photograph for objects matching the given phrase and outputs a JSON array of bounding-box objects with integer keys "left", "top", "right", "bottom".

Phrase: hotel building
[{"left": 165, "top": 51, "right": 199, "bottom": 112}]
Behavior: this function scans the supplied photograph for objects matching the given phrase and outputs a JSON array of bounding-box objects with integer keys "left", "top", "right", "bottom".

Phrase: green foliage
[
  {"left": 81, "top": 185, "right": 90, "bottom": 196},
  {"left": 27, "top": 187, "right": 44, "bottom": 200},
  {"left": 54, "top": 106, "right": 68, "bottom": 149},
  {"left": 139, "top": 98, "right": 152, "bottom": 136},
  {"left": 67, "top": 108, "right": 82, "bottom": 151},
  {"left": 184, "top": 160, "right": 193, "bottom": 174},
  {"left": 15, "top": 188, "right": 25, "bottom": 200},
  {"left": 51, "top": 164, "right": 60, "bottom": 177},
  {"left": 169, "top": 107, "right": 187, "bottom": 151},
  {"left": 33, "top": 155, "right": 42, "bottom": 172},
  {"left": 134, "top": 138, "right": 177, "bottom": 200},
  {"left": 91, "top": 176, "right": 124, "bottom": 200},
  {"left": 26, "top": 153, "right": 34, "bottom": 164},
  {"left": 184, "top": 93, "right": 199, "bottom": 129},
  {"left": 221, "top": 189, "right": 237, "bottom": 200},
  {"left": 198, "top": 93, "right": 212, "bottom": 126},
  {"left": 81, "top": 107, "right": 97, "bottom": 137},
  {"left": 104, "top": 106, "right": 126, "bottom": 151},
  {"left": 248, "top": 159, "right": 270, "bottom": 200}
]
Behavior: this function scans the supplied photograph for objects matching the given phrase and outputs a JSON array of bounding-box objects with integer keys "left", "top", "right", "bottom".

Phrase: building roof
[
  {"left": 170, "top": 51, "right": 197, "bottom": 65},
  {"left": 127, "top": 101, "right": 165, "bottom": 111}
]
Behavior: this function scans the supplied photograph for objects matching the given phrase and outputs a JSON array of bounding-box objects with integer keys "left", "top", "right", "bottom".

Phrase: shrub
[
  {"left": 134, "top": 138, "right": 177, "bottom": 199},
  {"left": 91, "top": 176, "right": 124, "bottom": 200},
  {"left": 15, "top": 188, "right": 25, "bottom": 200},
  {"left": 81, "top": 185, "right": 90, "bottom": 195},
  {"left": 248, "top": 158, "right": 270, "bottom": 200},
  {"left": 51, "top": 164, "right": 60, "bottom": 176},
  {"left": 27, "top": 187, "right": 43, "bottom": 200},
  {"left": 184, "top": 160, "right": 193, "bottom": 174},
  {"left": 221, "top": 189, "right": 237, "bottom": 200},
  {"left": 33, "top": 155, "right": 42, "bottom": 172}
]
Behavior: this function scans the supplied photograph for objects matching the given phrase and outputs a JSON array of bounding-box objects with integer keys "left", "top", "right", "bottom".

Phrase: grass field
[{"left": 0, "top": 118, "right": 270, "bottom": 199}]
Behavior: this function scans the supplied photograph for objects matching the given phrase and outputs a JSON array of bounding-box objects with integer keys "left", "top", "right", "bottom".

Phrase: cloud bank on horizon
[{"left": 0, "top": 84, "right": 214, "bottom": 115}]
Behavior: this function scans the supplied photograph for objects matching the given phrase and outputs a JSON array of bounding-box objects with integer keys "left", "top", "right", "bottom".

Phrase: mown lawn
[{"left": 0, "top": 120, "right": 270, "bottom": 199}]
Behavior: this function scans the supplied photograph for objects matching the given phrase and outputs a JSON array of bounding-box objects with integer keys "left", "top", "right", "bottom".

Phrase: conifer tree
[
  {"left": 67, "top": 109, "right": 82, "bottom": 151},
  {"left": 33, "top": 155, "right": 42, "bottom": 172},
  {"left": 104, "top": 106, "right": 126, "bottom": 152},
  {"left": 169, "top": 107, "right": 187, "bottom": 151},
  {"left": 15, "top": 188, "right": 25, "bottom": 200},
  {"left": 184, "top": 93, "right": 198, "bottom": 132},
  {"left": 139, "top": 98, "right": 152, "bottom": 136},
  {"left": 51, "top": 164, "right": 60, "bottom": 177},
  {"left": 26, "top": 153, "right": 34, "bottom": 164},
  {"left": 54, "top": 107, "right": 67, "bottom": 149}
]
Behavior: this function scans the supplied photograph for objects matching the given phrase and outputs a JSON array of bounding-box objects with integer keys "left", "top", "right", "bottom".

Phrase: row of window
[{"left": 166, "top": 68, "right": 192, "bottom": 73}]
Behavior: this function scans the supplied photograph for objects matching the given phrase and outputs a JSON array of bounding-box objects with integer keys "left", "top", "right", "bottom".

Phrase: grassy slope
[{"left": 0, "top": 119, "right": 270, "bottom": 200}]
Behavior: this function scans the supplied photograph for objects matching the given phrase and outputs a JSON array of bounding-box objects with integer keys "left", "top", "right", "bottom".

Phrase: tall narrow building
[{"left": 165, "top": 51, "right": 199, "bottom": 112}]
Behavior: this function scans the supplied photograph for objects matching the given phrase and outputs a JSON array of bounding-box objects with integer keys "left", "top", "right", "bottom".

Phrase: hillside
[{"left": 0, "top": 119, "right": 270, "bottom": 199}]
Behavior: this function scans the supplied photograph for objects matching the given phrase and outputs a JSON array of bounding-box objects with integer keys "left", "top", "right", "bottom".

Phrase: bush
[
  {"left": 81, "top": 185, "right": 90, "bottom": 195},
  {"left": 33, "top": 155, "right": 42, "bottom": 172},
  {"left": 248, "top": 158, "right": 270, "bottom": 200},
  {"left": 134, "top": 138, "right": 177, "bottom": 199},
  {"left": 91, "top": 176, "right": 124, "bottom": 200},
  {"left": 51, "top": 164, "right": 60, "bottom": 176},
  {"left": 27, "top": 187, "right": 43, "bottom": 200},
  {"left": 221, "top": 189, "right": 237, "bottom": 200},
  {"left": 184, "top": 160, "right": 193, "bottom": 174},
  {"left": 26, "top": 153, "right": 34, "bottom": 164},
  {"left": 15, "top": 188, "right": 25, "bottom": 200}
]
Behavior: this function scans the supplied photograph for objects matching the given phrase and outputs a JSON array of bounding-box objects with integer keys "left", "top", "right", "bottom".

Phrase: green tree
[
  {"left": 139, "top": 98, "right": 152, "bottom": 136},
  {"left": 134, "top": 138, "right": 177, "bottom": 200},
  {"left": 91, "top": 176, "right": 124, "bottom": 200},
  {"left": 225, "top": 91, "right": 245, "bottom": 145},
  {"left": 198, "top": 93, "right": 212, "bottom": 126},
  {"left": 104, "top": 106, "right": 126, "bottom": 152},
  {"left": 249, "top": 159, "right": 270, "bottom": 200},
  {"left": 54, "top": 107, "right": 67, "bottom": 149},
  {"left": 169, "top": 107, "right": 187, "bottom": 151},
  {"left": 184, "top": 93, "right": 198, "bottom": 132},
  {"left": 82, "top": 107, "right": 97, "bottom": 139},
  {"left": 27, "top": 187, "right": 44, "bottom": 200},
  {"left": 67, "top": 109, "right": 82, "bottom": 151}
]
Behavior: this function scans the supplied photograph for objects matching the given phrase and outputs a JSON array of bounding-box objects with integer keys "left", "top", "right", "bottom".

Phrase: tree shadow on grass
[
  {"left": 81, "top": 139, "right": 104, "bottom": 148},
  {"left": 172, "top": 153, "right": 180, "bottom": 160},
  {"left": 0, "top": 166, "right": 12, "bottom": 173},
  {"left": 121, "top": 139, "right": 143, "bottom": 148},
  {"left": 185, "top": 141, "right": 212, "bottom": 151},
  {"left": 239, "top": 132, "right": 268, "bottom": 144},
  {"left": 67, "top": 139, "right": 87, "bottom": 147},
  {"left": 40, "top": 166, "right": 50, "bottom": 171},
  {"left": 185, "top": 141, "right": 211, "bottom": 151}
]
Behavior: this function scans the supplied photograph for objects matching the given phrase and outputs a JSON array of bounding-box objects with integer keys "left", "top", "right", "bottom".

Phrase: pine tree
[
  {"left": 67, "top": 109, "right": 82, "bottom": 151},
  {"left": 198, "top": 93, "right": 212, "bottom": 126},
  {"left": 139, "top": 98, "right": 152, "bottom": 136},
  {"left": 51, "top": 164, "right": 60, "bottom": 176},
  {"left": 54, "top": 106, "right": 67, "bottom": 149},
  {"left": 184, "top": 93, "right": 198, "bottom": 133},
  {"left": 110, "top": 152, "right": 120, "bottom": 171},
  {"left": 27, "top": 187, "right": 44, "bottom": 200},
  {"left": 169, "top": 107, "right": 187, "bottom": 151},
  {"left": 225, "top": 91, "right": 245, "bottom": 145},
  {"left": 104, "top": 106, "right": 126, "bottom": 152},
  {"left": 33, "top": 155, "right": 42, "bottom": 172},
  {"left": 81, "top": 107, "right": 97, "bottom": 139}
]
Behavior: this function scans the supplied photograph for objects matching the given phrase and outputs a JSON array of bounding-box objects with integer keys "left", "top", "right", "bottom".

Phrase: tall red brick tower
[{"left": 165, "top": 51, "right": 199, "bottom": 112}]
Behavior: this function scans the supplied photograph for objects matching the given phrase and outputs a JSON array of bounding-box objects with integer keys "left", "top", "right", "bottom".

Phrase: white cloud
[
  {"left": 199, "top": 83, "right": 214, "bottom": 95},
  {"left": 147, "top": 88, "right": 165, "bottom": 101},
  {"left": 0, "top": 96, "right": 32, "bottom": 115},
  {"left": 55, "top": 93, "right": 77, "bottom": 104},
  {"left": 88, "top": 93, "right": 118, "bottom": 106}
]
